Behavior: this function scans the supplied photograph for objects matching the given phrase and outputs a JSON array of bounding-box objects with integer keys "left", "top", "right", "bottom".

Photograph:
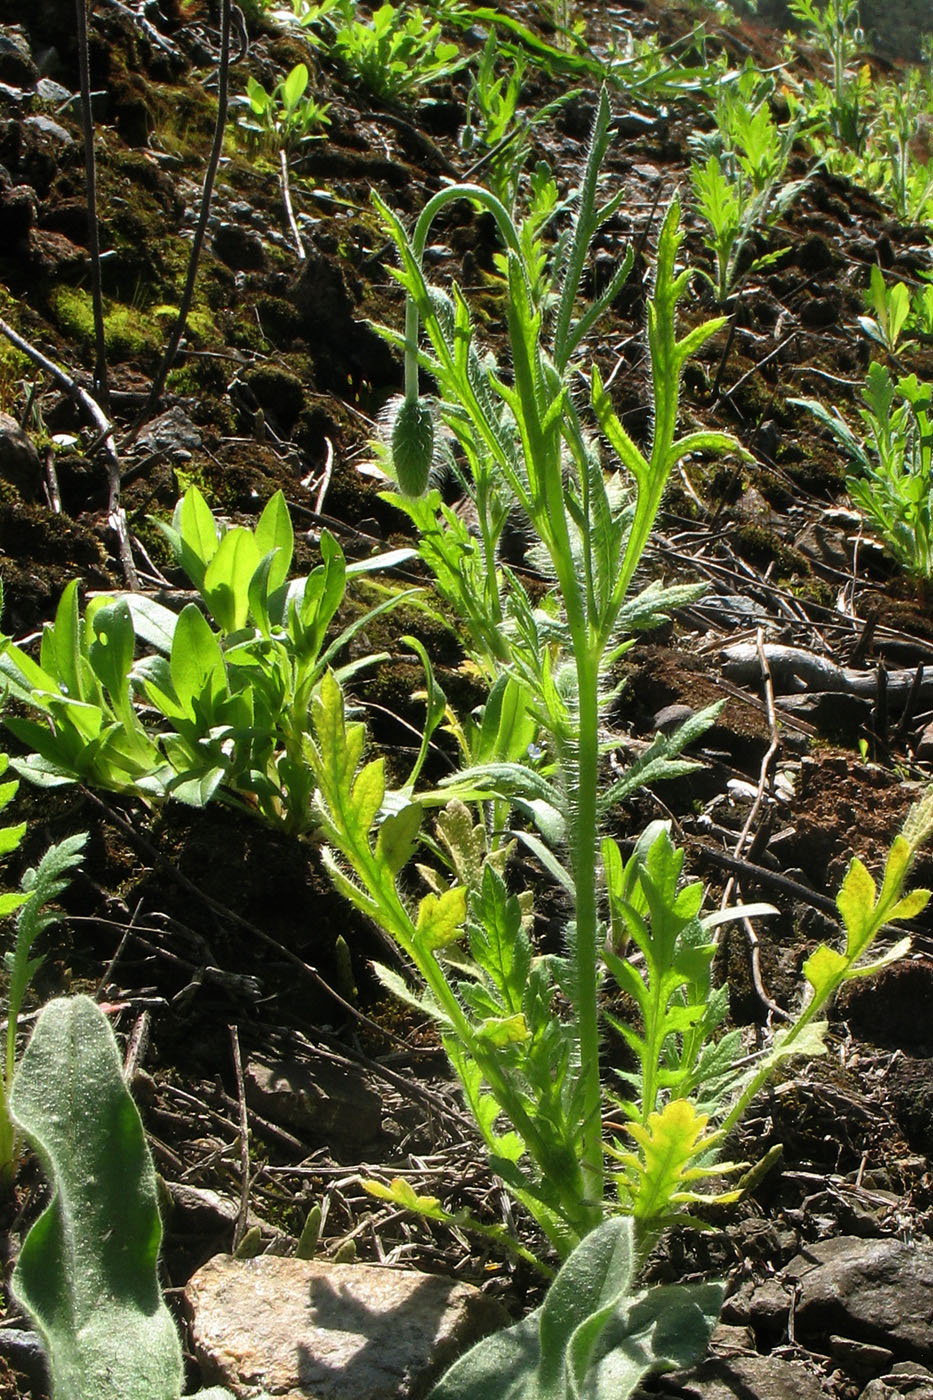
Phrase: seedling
[
  {"left": 331, "top": 1, "right": 467, "bottom": 101},
  {"left": 690, "top": 69, "right": 809, "bottom": 302},
  {"left": 0, "top": 489, "right": 415, "bottom": 831},
  {"left": 858, "top": 265, "right": 914, "bottom": 356},
  {"left": 230, "top": 62, "right": 330, "bottom": 256},
  {"left": 792, "top": 364, "right": 933, "bottom": 579}
]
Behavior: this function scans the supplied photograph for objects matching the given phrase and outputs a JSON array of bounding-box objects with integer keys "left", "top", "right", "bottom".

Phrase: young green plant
[
  {"left": 310, "top": 91, "right": 745, "bottom": 1255},
  {"left": 1, "top": 490, "right": 414, "bottom": 831},
  {"left": 230, "top": 62, "right": 330, "bottom": 256},
  {"left": 331, "top": 1, "right": 467, "bottom": 101},
  {"left": 787, "top": 0, "right": 871, "bottom": 152},
  {"left": 791, "top": 363, "right": 933, "bottom": 579},
  {"left": 690, "top": 69, "right": 809, "bottom": 302}
]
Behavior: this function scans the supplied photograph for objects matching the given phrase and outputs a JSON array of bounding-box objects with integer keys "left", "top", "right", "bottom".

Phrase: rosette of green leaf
[
  {"left": 0, "top": 578, "right": 166, "bottom": 795},
  {"left": 231, "top": 64, "right": 330, "bottom": 158},
  {"left": 689, "top": 154, "right": 796, "bottom": 304},
  {"left": 0, "top": 806, "right": 86, "bottom": 1191},
  {"left": 135, "top": 487, "right": 417, "bottom": 829},
  {"left": 791, "top": 365, "right": 933, "bottom": 578},
  {"left": 720, "top": 786, "right": 933, "bottom": 1140},
  {"left": 10, "top": 996, "right": 234, "bottom": 1399},
  {"left": 858, "top": 265, "right": 914, "bottom": 356},
  {"left": 693, "top": 65, "right": 808, "bottom": 192},
  {"left": 332, "top": 3, "right": 467, "bottom": 101},
  {"left": 427, "top": 1215, "right": 723, "bottom": 1400}
]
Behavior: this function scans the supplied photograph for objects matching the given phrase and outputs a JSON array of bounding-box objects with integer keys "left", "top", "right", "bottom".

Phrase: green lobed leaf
[
  {"left": 374, "top": 802, "right": 423, "bottom": 876},
  {"left": 415, "top": 885, "right": 467, "bottom": 951}
]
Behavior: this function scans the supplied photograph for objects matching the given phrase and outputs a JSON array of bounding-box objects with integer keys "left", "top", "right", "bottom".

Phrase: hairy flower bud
[
  {"left": 389, "top": 395, "right": 434, "bottom": 497},
  {"left": 427, "top": 286, "right": 456, "bottom": 343}
]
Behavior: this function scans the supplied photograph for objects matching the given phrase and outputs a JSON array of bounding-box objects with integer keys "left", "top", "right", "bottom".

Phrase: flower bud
[{"left": 390, "top": 395, "right": 434, "bottom": 497}]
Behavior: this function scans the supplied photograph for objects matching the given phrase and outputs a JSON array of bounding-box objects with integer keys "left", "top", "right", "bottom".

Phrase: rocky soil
[{"left": 1, "top": 0, "right": 933, "bottom": 1395}]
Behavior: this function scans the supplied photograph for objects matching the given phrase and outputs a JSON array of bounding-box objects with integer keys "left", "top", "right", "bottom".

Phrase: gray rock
[
  {"left": 652, "top": 703, "right": 696, "bottom": 734},
  {"left": 0, "top": 27, "right": 38, "bottom": 86},
  {"left": 35, "top": 77, "right": 72, "bottom": 107},
  {"left": 185, "top": 1254, "right": 506, "bottom": 1400},
  {"left": 0, "top": 412, "right": 42, "bottom": 500},
  {"left": 859, "top": 1362, "right": 933, "bottom": 1399},
  {"left": 784, "top": 1236, "right": 933, "bottom": 1362},
  {"left": 23, "top": 113, "right": 74, "bottom": 148},
  {"left": 246, "top": 1056, "right": 384, "bottom": 1160},
  {"left": 135, "top": 406, "right": 203, "bottom": 462},
  {"left": 636, "top": 1353, "right": 829, "bottom": 1399}
]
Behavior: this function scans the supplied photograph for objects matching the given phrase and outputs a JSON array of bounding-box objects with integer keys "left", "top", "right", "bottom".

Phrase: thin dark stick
[
  {"left": 229, "top": 1024, "right": 251, "bottom": 1250},
  {"left": 75, "top": 0, "right": 109, "bottom": 412},
  {"left": 0, "top": 317, "right": 138, "bottom": 587},
  {"left": 125, "top": 0, "right": 233, "bottom": 444}
]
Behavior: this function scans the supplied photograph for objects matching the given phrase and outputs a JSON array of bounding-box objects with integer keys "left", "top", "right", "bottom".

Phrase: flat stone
[
  {"left": 859, "top": 1362, "right": 933, "bottom": 1399},
  {"left": 23, "top": 113, "right": 74, "bottom": 147},
  {"left": 830, "top": 1335, "right": 894, "bottom": 1379},
  {"left": 784, "top": 1236, "right": 933, "bottom": 1362},
  {"left": 637, "top": 1353, "right": 828, "bottom": 1399},
  {"left": 185, "top": 1254, "right": 506, "bottom": 1400},
  {"left": 135, "top": 406, "right": 203, "bottom": 462},
  {"left": 246, "top": 1057, "right": 384, "bottom": 1160}
]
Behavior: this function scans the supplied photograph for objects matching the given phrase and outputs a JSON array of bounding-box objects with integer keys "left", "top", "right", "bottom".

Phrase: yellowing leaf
[
  {"left": 617, "top": 1099, "right": 722, "bottom": 1226},
  {"left": 415, "top": 885, "right": 466, "bottom": 951},
  {"left": 803, "top": 943, "right": 847, "bottom": 999},
  {"left": 362, "top": 1177, "right": 444, "bottom": 1216},
  {"left": 836, "top": 857, "right": 876, "bottom": 949},
  {"left": 885, "top": 888, "right": 930, "bottom": 924},
  {"left": 349, "top": 758, "right": 385, "bottom": 833},
  {"left": 474, "top": 1013, "right": 529, "bottom": 1048}
]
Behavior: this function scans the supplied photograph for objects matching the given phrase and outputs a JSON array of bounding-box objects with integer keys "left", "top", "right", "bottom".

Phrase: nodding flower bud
[
  {"left": 427, "top": 286, "right": 456, "bottom": 344},
  {"left": 389, "top": 395, "right": 434, "bottom": 497}
]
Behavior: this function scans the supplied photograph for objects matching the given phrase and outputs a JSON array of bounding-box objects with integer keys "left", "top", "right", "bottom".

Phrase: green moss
[
  {"left": 103, "top": 304, "right": 161, "bottom": 359},
  {"left": 150, "top": 303, "right": 219, "bottom": 347},
  {"left": 47, "top": 287, "right": 162, "bottom": 363},
  {"left": 48, "top": 286, "right": 95, "bottom": 342},
  {"left": 0, "top": 342, "right": 29, "bottom": 417},
  {"left": 172, "top": 465, "right": 215, "bottom": 501}
]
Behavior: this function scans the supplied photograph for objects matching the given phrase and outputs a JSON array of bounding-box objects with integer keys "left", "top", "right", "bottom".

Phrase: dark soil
[{"left": 1, "top": 0, "right": 933, "bottom": 1395}]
